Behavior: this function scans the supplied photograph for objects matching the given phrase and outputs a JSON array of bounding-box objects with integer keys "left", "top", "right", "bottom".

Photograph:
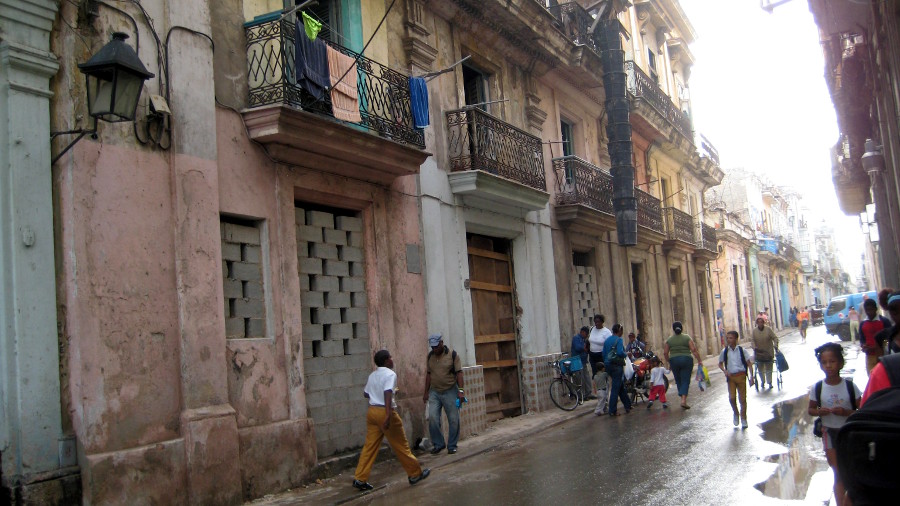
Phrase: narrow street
[{"left": 334, "top": 326, "right": 865, "bottom": 505}]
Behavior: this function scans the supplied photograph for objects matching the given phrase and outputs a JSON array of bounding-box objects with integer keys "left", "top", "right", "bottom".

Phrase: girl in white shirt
[
  {"left": 807, "top": 342, "right": 860, "bottom": 506},
  {"left": 646, "top": 357, "right": 670, "bottom": 409}
]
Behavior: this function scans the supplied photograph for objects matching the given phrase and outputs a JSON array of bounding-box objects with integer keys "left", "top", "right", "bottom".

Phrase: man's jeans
[
  {"left": 428, "top": 388, "right": 460, "bottom": 451},
  {"left": 606, "top": 363, "right": 632, "bottom": 415}
]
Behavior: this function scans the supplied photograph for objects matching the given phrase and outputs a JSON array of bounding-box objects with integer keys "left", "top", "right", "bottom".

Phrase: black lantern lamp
[
  {"left": 52, "top": 32, "right": 154, "bottom": 163},
  {"left": 78, "top": 32, "right": 154, "bottom": 122}
]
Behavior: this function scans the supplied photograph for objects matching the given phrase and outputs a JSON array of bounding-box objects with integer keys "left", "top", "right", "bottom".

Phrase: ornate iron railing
[
  {"left": 245, "top": 18, "right": 425, "bottom": 149},
  {"left": 446, "top": 107, "right": 546, "bottom": 191},
  {"left": 663, "top": 207, "right": 696, "bottom": 244},
  {"left": 636, "top": 187, "right": 663, "bottom": 234},
  {"left": 696, "top": 222, "right": 718, "bottom": 254},
  {"left": 553, "top": 156, "right": 613, "bottom": 213},
  {"left": 546, "top": 2, "right": 600, "bottom": 53},
  {"left": 625, "top": 61, "right": 693, "bottom": 139}
]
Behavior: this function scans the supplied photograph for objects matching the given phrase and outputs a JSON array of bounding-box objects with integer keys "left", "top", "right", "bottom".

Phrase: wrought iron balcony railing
[
  {"left": 245, "top": 17, "right": 425, "bottom": 149},
  {"left": 663, "top": 207, "right": 696, "bottom": 244},
  {"left": 636, "top": 187, "right": 664, "bottom": 234},
  {"left": 625, "top": 61, "right": 693, "bottom": 139},
  {"left": 553, "top": 156, "right": 613, "bottom": 213},
  {"left": 446, "top": 107, "right": 546, "bottom": 191},
  {"left": 696, "top": 222, "right": 718, "bottom": 254},
  {"left": 547, "top": 2, "right": 600, "bottom": 54}
]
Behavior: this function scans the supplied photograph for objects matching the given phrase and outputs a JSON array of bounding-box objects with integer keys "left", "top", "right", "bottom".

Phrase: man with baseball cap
[{"left": 422, "top": 333, "right": 464, "bottom": 454}]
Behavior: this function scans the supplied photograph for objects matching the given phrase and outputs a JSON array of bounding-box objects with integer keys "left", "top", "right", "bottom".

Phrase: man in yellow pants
[{"left": 353, "top": 350, "right": 430, "bottom": 491}]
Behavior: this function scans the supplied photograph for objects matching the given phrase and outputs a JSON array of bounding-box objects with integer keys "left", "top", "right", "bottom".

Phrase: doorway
[
  {"left": 631, "top": 263, "right": 647, "bottom": 338},
  {"left": 467, "top": 234, "right": 521, "bottom": 420}
]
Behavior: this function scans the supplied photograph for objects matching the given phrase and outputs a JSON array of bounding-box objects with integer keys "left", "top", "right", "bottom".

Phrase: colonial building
[{"left": 2, "top": 0, "right": 725, "bottom": 503}]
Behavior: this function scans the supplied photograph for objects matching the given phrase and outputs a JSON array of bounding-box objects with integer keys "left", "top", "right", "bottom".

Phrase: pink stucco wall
[{"left": 54, "top": 107, "right": 429, "bottom": 502}]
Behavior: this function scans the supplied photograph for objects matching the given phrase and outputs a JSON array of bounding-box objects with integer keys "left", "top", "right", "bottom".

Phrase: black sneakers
[
  {"left": 430, "top": 447, "right": 444, "bottom": 455},
  {"left": 352, "top": 479, "right": 374, "bottom": 491},
  {"left": 408, "top": 468, "right": 431, "bottom": 485}
]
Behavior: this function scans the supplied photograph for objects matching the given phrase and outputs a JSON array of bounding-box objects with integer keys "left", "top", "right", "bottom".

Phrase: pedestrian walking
[
  {"left": 353, "top": 350, "right": 430, "bottom": 491},
  {"left": 858, "top": 298, "right": 892, "bottom": 375},
  {"left": 603, "top": 324, "right": 632, "bottom": 416},
  {"left": 592, "top": 363, "right": 610, "bottom": 416},
  {"left": 571, "top": 326, "right": 593, "bottom": 399},
  {"left": 645, "top": 356, "right": 669, "bottom": 409},
  {"left": 587, "top": 314, "right": 611, "bottom": 377},
  {"left": 750, "top": 316, "right": 779, "bottom": 389},
  {"left": 798, "top": 306, "right": 810, "bottom": 343},
  {"left": 422, "top": 334, "right": 463, "bottom": 455},
  {"left": 718, "top": 330, "right": 754, "bottom": 429},
  {"left": 848, "top": 306, "right": 860, "bottom": 344},
  {"left": 807, "top": 343, "right": 860, "bottom": 506},
  {"left": 664, "top": 321, "right": 703, "bottom": 409}
]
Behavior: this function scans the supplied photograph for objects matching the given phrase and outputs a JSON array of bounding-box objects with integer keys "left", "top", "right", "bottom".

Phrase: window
[
  {"left": 221, "top": 216, "right": 268, "bottom": 339},
  {"left": 463, "top": 64, "right": 488, "bottom": 110},
  {"left": 295, "top": 0, "right": 340, "bottom": 43},
  {"left": 647, "top": 48, "right": 658, "bottom": 83},
  {"left": 661, "top": 178, "right": 671, "bottom": 206},
  {"left": 560, "top": 118, "right": 574, "bottom": 157}
]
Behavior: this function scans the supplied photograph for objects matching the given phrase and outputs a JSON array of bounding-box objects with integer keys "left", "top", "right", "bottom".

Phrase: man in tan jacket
[{"left": 750, "top": 317, "right": 778, "bottom": 389}]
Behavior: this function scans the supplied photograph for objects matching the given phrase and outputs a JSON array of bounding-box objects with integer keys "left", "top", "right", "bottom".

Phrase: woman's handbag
[{"left": 813, "top": 417, "right": 824, "bottom": 438}]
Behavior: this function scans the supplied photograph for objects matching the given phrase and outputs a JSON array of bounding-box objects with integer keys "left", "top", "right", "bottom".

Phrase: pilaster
[{"left": 0, "top": 0, "right": 76, "bottom": 502}]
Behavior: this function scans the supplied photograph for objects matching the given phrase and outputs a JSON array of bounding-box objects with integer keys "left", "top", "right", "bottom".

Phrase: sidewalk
[{"left": 247, "top": 405, "right": 594, "bottom": 505}]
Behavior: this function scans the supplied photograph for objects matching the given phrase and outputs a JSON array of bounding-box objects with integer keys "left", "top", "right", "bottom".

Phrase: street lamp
[{"left": 52, "top": 32, "right": 154, "bottom": 163}]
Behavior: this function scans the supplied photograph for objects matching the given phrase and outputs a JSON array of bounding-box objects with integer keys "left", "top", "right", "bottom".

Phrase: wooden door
[{"left": 467, "top": 234, "right": 521, "bottom": 420}]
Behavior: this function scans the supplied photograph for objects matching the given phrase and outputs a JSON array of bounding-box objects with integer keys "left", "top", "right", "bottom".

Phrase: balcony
[
  {"left": 446, "top": 107, "right": 548, "bottom": 212},
  {"left": 696, "top": 134, "right": 725, "bottom": 187},
  {"left": 663, "top": 207, "right": 697, "bottom": 255},
  {"left": 625, "top": 61, "right": 693, "bottom": 145},
  {"left": 241, "top": 17, "right": 428, "bottom": 185},
  {"left": 552, "top": 156, "right": 616, "bottom": 234},
  {"left": 636, "top": 187, "right": 665, "bottom": 244},
  {"left": 693, "top": 222, "right": 718, "bottom": 262},
  {"left": 547, "top": 2, "right": 600, "bottom": 54}
]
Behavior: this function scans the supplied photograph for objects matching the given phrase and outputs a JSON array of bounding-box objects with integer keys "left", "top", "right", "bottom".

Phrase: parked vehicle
[
  {"left": 810, "top": 305, "right": 825, "bottom": 326},
  {"left": 824, "top": 291, "right": 877, "bottom": 341}
]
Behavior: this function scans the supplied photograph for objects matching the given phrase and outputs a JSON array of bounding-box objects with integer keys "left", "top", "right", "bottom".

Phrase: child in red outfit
[{"left": 646, "top": 356, "right": 670, "bottom": 409}]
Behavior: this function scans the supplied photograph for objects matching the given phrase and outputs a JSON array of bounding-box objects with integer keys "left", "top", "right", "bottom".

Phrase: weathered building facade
[{"left": 3, "top": 0, "right": 729, "bottom": 503}]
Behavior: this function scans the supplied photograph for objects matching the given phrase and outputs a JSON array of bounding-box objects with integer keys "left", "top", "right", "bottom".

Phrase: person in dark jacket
[{"left": 570, "top": 326, "right": 592, "bottom": 399}]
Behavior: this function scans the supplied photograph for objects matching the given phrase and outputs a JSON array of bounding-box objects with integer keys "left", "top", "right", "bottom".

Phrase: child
[
  {"left": 808, "top": 343, "right": 860, "bottom": 506},
  {"left": 592, "top": 363, "right": 609, "bottom": 416},
  {"left": 718, "top": 330, "right": 753, "bottom": 429},
  {"left": 646, "top": 356, "right": 669, "bottom": 409}
]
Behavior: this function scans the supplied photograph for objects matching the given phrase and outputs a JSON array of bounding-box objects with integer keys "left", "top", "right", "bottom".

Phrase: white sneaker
[{"left": 733, "top": 414, "right": 740, "bottom": 427}]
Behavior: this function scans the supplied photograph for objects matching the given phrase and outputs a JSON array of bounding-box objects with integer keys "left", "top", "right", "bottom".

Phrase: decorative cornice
[
  {"left": 403, "top": 36, "right": 438, "bottom": 73},
  {"left": 0, "top": 0, "right": 59, "bottom": 50}
]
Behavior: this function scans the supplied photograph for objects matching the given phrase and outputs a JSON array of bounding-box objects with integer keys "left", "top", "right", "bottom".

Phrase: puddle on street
[{"left": 756, "top": 394, "right": 829, "bottom": 500}]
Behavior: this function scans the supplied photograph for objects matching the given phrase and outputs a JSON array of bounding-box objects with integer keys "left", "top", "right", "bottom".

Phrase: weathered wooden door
[{"left": 467, "top": 234, "right": 521, "bottom": 420}]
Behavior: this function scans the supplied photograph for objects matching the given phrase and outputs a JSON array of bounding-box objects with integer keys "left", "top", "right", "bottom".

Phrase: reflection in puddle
[{"left": 755, "top": 394, "right": 829, "bottom": 500}]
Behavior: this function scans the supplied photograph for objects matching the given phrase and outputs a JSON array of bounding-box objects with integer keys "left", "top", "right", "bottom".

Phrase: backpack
[
  {"left": 427, "top": 346, "right": 458, "bottom": 376},
  {"left": 836, "top": 354, "right": 900, "bottom": 505},
  {"left": 813, "top": 378, "right": 857, "bottom": 438},
  {"left": 720, "top": 346, "right": 748, "bottom": 371}
]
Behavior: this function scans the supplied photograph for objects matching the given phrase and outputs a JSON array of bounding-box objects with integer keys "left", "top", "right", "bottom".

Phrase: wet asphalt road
[{"left": 354, "top": 325, "right": 867, "bottom": 505}]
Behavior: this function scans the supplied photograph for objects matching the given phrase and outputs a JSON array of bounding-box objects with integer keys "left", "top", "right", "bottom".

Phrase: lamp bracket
[{"left": 51, "top": 118, "right": 98, "bottom": 164}]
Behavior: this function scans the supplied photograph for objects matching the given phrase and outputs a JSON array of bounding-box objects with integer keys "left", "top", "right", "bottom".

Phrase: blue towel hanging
[{"left": 409, "top": 76, "right": 429, "bottom": 129}]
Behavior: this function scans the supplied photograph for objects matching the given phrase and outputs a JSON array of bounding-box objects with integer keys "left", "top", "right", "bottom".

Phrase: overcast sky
[{"left": 678, "top": 0, "right": 866, "bottom": 283}]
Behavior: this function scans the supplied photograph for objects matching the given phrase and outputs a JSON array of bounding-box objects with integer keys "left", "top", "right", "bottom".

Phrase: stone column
[
  {"left": 0, "top": 0, "right": 79, "bottom": 502},
  {"left": 165, "top": 1, "right": 241, "bottom": 503}
]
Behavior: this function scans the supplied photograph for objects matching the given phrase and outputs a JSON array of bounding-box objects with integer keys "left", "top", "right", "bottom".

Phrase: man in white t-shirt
[
  {"left": 587, "top": 314, "right": 612, "bottom": 377},
  {"left": 352, "top": 350, "right": 430, "bottom": 491}
]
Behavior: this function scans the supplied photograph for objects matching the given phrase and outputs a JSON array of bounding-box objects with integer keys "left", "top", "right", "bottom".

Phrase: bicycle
[{"left": 548, "top": 353, "right": 584, "bottom": 411}]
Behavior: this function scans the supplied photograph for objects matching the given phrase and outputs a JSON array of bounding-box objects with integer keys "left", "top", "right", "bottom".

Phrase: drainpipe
[{"left": 597, "top": 18, "right": 637, "bottom": 246}]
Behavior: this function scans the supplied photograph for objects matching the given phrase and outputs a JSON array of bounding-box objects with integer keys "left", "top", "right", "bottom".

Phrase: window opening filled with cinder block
[{"left": 221, "top": 215, "right": 267, "bottom": 339}]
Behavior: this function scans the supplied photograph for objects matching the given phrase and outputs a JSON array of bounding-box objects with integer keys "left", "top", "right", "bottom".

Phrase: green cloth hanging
[{"left": 302, "top": 11, "right": 322, "bottom": 40}]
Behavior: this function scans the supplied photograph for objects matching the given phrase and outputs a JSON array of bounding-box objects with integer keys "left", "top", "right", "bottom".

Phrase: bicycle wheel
[{"left": 549, "top": 378, "right": 579, "bottom": 411}]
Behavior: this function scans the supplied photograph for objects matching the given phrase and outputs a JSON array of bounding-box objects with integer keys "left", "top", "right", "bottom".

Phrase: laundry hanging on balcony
[
  {"left": 301, "top": 11, "right": 322, "bottom": 40},
  {"left": 409, "top": 76, "right": 429, "bottom": 128},
  {"left": 326, "top": 45, "right": 362, "bottom": 123},
  {"left": 294, "top": 20, "right": 329, "bottom": 100}
]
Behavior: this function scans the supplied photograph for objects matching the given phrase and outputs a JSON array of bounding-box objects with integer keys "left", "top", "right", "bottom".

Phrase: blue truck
[{"left": 823, "top": 291, "right": 877, "bottom": 341}]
